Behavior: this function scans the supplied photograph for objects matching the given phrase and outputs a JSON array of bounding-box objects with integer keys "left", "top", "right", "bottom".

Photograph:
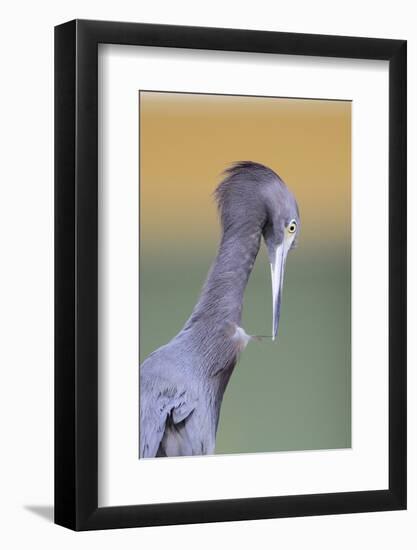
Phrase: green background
[{"left": 140, "top": 244, "right": 351, "bottom": 454}]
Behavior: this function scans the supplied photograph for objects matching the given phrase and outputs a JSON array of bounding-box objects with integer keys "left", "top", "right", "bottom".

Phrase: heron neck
[{"left": 186, "top": 223, "right": 262, "bottom": 327}]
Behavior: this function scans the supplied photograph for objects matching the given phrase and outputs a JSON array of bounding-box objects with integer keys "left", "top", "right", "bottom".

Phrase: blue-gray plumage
[{"left": 139, "top": 161, "right": 300, "bottom": 458}]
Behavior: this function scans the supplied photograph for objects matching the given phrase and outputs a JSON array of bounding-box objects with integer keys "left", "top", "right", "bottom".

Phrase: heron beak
[{"left": 270, "top": 242, "right": 289, "bottom": 341}]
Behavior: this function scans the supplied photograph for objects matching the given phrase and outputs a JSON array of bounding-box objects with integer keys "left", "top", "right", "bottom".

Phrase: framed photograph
[{"left": 55, "top": 19, "right": 406, "bottom": 530}]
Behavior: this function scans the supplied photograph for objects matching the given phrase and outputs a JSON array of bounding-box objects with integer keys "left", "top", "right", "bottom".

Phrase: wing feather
[{"left": 139, "top": 378, "right": 196, "bottom": 458}]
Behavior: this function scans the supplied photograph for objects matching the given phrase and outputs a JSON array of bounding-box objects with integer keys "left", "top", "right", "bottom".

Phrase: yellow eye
[{"left": 287, "top": 220, "right": 297, "bottom": 234}]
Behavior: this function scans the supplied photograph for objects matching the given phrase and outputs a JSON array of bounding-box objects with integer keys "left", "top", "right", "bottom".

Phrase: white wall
[{"left": 0, "top": 1, "right": 415, "bottom": 548}]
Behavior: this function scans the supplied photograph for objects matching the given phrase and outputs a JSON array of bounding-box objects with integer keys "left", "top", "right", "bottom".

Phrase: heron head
[
  {"left": 216, "top": 161, "right": 300, "bottom": 341},
  {"left": 261, "top": 176, "right": 300, "bottom": 341}
]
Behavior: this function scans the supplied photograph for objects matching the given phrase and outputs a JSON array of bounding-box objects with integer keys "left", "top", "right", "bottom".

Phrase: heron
[{"left": 139, "top": 161, "right": 300, "bottom": 458}]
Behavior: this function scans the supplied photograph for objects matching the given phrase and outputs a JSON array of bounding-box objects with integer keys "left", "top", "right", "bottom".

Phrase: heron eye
[{"left": 287, "top": 220, "right": 297, "bottom": 234}]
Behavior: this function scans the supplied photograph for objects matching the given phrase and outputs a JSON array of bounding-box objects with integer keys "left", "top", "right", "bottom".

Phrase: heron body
[{"left": 139, "top": 161, "right": 299, "bottom": 458}]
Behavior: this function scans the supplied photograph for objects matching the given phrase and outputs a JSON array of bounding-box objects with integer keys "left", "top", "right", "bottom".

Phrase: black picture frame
[{"left": 55, "top": 19, "right": 407, "bottom": 531}]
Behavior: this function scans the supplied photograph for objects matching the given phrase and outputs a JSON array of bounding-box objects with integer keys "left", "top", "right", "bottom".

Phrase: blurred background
[{"left": 139, "top": 91, "right": 351, "bottom": 454}]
